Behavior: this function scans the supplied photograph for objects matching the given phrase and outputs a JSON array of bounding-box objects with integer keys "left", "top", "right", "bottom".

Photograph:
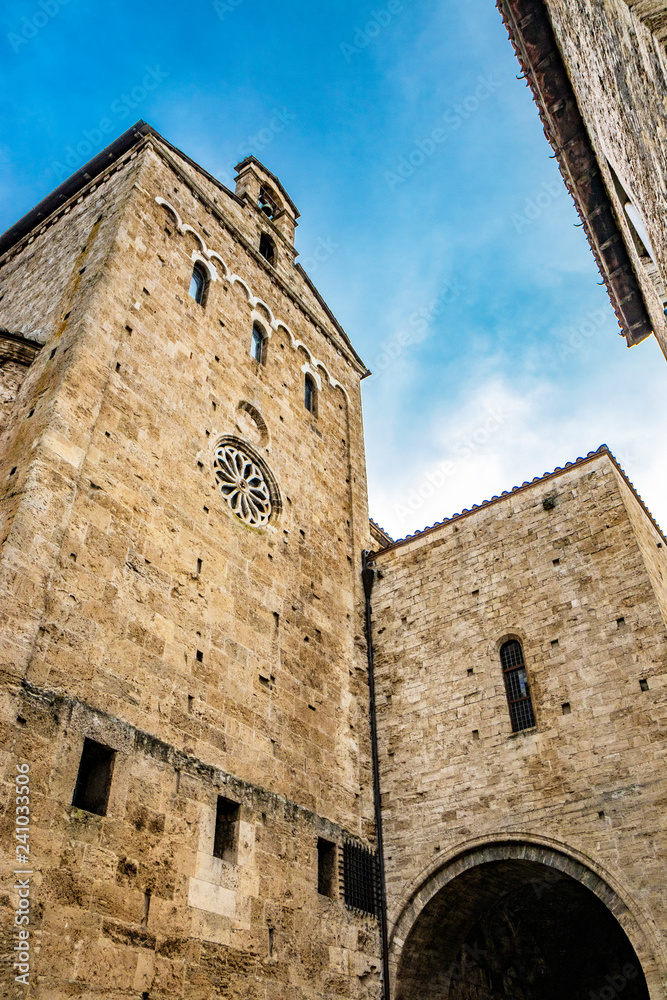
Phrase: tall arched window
[
  {"left": 251, "top": 323, "right": 266, "bottom": 364},
  {"left": 304, "top": 374, "right": 317, "bottom": 414},
  {"left": 259, "top": 232, "right": 276, "bottom": 265},
  {"left": 500, "top": 640, "right": 535, "bottom": 732},
  {"left": 189, "top": 262, "right": 208, "bottom": 306}
]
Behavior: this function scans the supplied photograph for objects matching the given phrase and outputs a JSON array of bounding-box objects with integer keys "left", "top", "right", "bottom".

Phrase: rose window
[{"left": 213, "top": 441, "right": 273, "bottom": 526}]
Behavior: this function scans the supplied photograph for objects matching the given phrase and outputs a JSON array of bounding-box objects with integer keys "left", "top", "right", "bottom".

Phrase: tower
[{"left": 0, "top": 122, "right": 382, "bottom": 998}]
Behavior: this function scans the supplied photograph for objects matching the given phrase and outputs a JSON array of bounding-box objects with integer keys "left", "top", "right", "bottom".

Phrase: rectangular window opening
[
  {"left": 318, "top": 838, "right": 337, "bottom": 898},
  {"left": 640, "top": 678, "right": 649, "bottom": 692},
  {"left": 342, "top": 841, "right": 379, "bottom": 916},
  {"left": 213, "top": 796, "right": 240, "bottom": 862},
  {"left": 72, "top": 737, "right": 115, "bottom": 816}
]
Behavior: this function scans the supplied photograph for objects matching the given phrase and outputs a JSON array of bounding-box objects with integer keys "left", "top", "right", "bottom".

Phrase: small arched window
[
  {"left": 189, "top": 262, "right": 208, "bottom": 306},
  {"left": 500, "top": 640, "right": 535, "bottom": 732},
  {"left": 251, "top": 323, "right": 266, "bottom": 364},
  {"left": 259, "top": 233, "right": 276, "bottom": 265},
  {"left": 304, "top": 374, "right": 317, "bottom": 415}
]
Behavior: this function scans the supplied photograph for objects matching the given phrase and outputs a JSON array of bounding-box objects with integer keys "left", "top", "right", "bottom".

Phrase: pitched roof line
[{"left": 373, "top": 445, "right": 666, "bottom": 556}]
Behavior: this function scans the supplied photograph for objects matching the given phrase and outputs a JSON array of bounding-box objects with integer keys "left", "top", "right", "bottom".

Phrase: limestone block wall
[
  {"left": 0, "top": 134, "right": 380, "bottom": 999},
  {"left": 0, "top": 333, "right": 41, "bottom": 437},
  {"left": 372, "top": 452, "right": 667, "bottom": 963},
  {"left": 545, "top": 0, "right": 667, "bottom": 355},
  {"left": 0, "top": 151, "right": 145, "bottom": 687},
  {"left": 0, "top": 685, "right": 380, "bottom": 999}
]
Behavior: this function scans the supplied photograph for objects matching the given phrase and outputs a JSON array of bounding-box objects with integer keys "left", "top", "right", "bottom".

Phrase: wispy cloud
[{"left": 368, "top": 338, "right": 667, "bottom": 539}]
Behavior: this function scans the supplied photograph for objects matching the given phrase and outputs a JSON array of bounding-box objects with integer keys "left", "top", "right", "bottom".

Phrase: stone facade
[
  {"left": 371, "top": 450, "right": 667, "bottom": 998},
  {"left": 498, "top": 0, "right": 667, "bottom": 360},
  {"left": 1, "top": 120, "right": 666, "bottom": 1000},
  {"left": 0, "top": 129, "right": 380, "bottom": 1000}
]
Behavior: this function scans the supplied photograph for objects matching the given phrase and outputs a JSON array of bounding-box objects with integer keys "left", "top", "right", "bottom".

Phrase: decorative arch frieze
[{"left": 156, "top": 197, "right": 349, "bottom": 401}]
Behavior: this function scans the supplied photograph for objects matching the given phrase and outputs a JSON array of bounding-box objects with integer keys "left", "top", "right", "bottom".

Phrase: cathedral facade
[{"left": 0, "top": 116, "right": 665, "bottom": 1000}]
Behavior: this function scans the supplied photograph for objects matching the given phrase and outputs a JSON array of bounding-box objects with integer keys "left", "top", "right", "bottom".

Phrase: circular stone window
[{"left": 213, "top": 437, "right": 280, "bottom": 528}]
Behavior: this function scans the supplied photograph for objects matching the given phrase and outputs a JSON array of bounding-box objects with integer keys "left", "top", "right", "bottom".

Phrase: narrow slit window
[
  {"left": 259, "top": 232, "right": 276, "bottom": 265},
  {"left": 251, "top": 323, "right": 266, "bottom": 364},
  {"left": 304, "top": 374, "right": 317, "bottom": 414},
  {"left": 189, "top": 262, "right": 208, "bottom": 305},
  {"left": 72, "top": 738, "right": 115, "bottom": 815},
  {"left": 500, "top": 639, "right": 536, "bottom": 732},
  {"left": 213, "top": 796, "right": 240, "bottom": 862},
  {"left": 317, "top": 838, "right": 337, "bottom": 898}
]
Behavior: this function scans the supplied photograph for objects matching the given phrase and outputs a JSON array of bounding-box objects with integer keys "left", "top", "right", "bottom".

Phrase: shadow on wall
[{"left": 394, "top": 854, "right": 652, "bottom": 1000}]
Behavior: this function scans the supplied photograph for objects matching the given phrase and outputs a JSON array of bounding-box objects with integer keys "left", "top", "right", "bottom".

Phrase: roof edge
[
  {"left": 374, "top": 445, "right": 666, "bottom": 556},
  {"left": 370, "top": 519, "right": 395, "bottom": 549},
  {"left": 0, "top": 122, "right": 369, "bottom": 376},
  {"left": 0, "top": 122, "right": 151, "bottom": 259},
  {"left": 496, "top": 0, "right": 654, "bottom": 347},
  {"left": 0, "top": 121, "right": 245, "bottom": 260},
  {"left": 374, "top": 446, "right": 624, "bottom": 556}
]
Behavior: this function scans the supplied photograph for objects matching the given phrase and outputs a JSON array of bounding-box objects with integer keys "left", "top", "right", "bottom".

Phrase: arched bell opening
[{"left": 395, "top": 856, "right": 652, "bottom": 1000}]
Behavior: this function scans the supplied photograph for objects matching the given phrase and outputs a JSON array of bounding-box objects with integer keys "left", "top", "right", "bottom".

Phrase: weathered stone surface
[
  {"left": 0, "top": 134, "right": 379, "bottom": 1000},
  {"left": 499, "top": 0, "right": 667, "bottom": 358},
  {"left": 1, "top": 117, "right": 666, "bottom": 1000},
  {"left": 372, "top": 451, "right": 667, "bottom": 995}
]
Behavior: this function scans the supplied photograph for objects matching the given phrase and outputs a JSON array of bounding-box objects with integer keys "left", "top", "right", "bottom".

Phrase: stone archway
[{"left": 391, "top": 843, "right": 662, "bottom": 1000}]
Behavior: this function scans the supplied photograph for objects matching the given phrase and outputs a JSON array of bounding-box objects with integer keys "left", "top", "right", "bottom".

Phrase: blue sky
[{"left": 1, "top": 0, "right": 665, "bottom": 539}]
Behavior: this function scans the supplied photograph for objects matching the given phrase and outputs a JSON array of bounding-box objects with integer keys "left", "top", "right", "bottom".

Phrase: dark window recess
[
  {"left": 500, "top": 640, "right": 536, "bottom": 733},
  {"left": 189, "top": 262, "right": 208, "bottom": 305},
  {"left": 72, "top": 738, "right": 115, "bottom": 815},
  {"left": 318, "top": 838, "right": 337, "bottom": 898},
  {"left": 259, "top": 232, "right": 276, "bottom": 264},
  {"left": 341, "top": 841, "right": 379, "bottom": 916},
  {"left": 213, "top": 796, "right": 240, "bottom": 862},
  {"left": 640, "top": 678, "right": 649, "bottom": 692},
  {"left": 305, "top": 374, "right": 316, "bottom": 414}
]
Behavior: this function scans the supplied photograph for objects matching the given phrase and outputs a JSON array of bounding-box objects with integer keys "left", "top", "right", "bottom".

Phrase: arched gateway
[{"left": 391, "top": 843, "right": 663, "bottom": 1000}]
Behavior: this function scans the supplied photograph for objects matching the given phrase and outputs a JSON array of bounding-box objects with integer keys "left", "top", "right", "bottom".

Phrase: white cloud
[{"left": 367, "top": 337, "right": 667, "bottom": 540}]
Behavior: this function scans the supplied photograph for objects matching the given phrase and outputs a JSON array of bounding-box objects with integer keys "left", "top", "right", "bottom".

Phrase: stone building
[
  {"left": 0, "top": 122, "right": 666, "bottom": 1000},
  {"left": 497, "top": 0, "right": 667, "bottom": 360},
  {"left": 0, "top": 122, "right": 381, "bottom": 1000},
  {"left": 370, "top": 447, "right": 667, "bottom": 1000}
]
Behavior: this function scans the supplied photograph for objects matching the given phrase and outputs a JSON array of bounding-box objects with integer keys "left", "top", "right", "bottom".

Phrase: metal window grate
[
  {"left": 340, "top": 841, "right": 379, "bottom": 917},
  {"left": 500, "top": 640, "right": 536, "bottom": 732},
  {"left": 500, "top": 640, "right": 524, "bottom": 671}
]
